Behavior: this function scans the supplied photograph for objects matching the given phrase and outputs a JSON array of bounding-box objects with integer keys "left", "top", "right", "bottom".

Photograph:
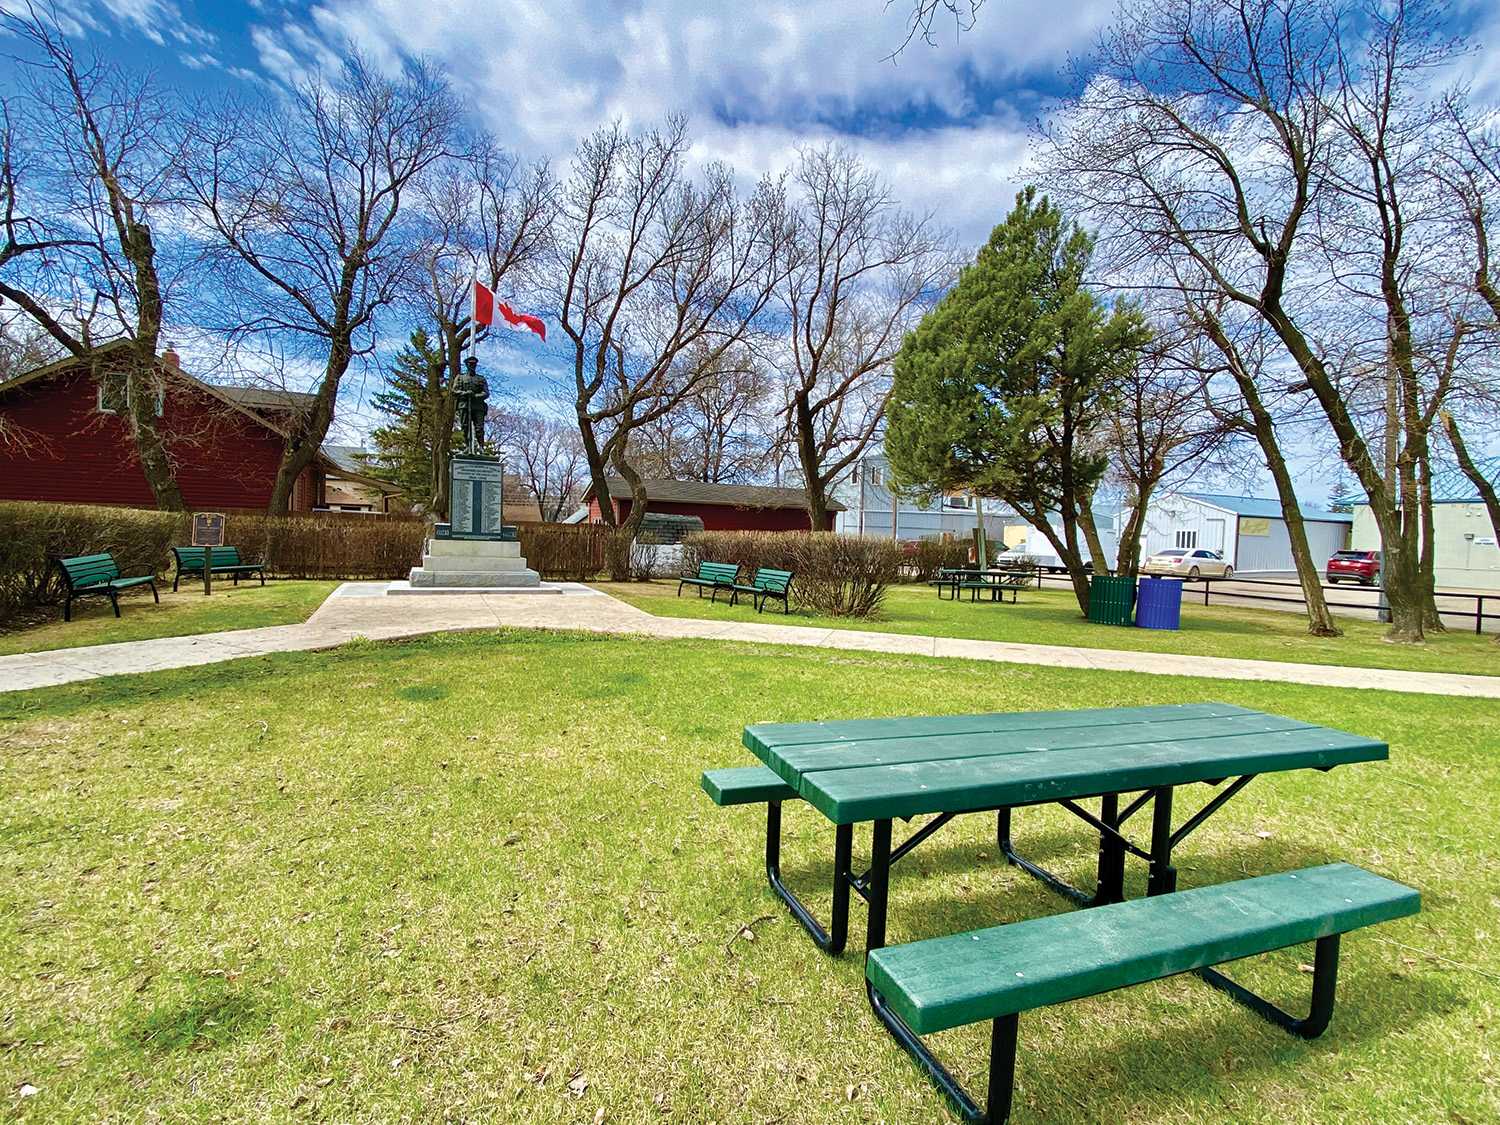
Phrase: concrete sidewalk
[{"left": 2, "top": 581, "right": 1497, "bottom": 698}]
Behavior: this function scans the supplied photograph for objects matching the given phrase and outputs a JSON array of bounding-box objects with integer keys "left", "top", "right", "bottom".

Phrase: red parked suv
[{"left": 1326, "top": 549, "right": 1381, "bottom": 586}]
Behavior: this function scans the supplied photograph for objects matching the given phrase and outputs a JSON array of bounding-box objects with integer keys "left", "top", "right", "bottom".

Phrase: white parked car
[{"left": 1141, "top": 548, "right": 1234, "bottom": 580}]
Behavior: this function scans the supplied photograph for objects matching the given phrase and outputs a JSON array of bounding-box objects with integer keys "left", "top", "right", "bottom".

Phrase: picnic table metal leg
[
  {"left": 865, "top": 816, "right": 1012, "bottom": 1123},
  {"left": 764, "top": 801, "right": 851, "bottom": 955},
  {"left": 1147, "top": 787, "right": 1178, "bottom": 896},
  {"left": 1093, "top": 793, "right": 1126, "bottom": 905},
  {"left": 1197, "top": 933, "right": 1341, "bottom": 1039}
]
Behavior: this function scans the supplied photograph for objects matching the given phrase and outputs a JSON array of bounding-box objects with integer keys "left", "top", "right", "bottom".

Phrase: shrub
[
  {"left": 681, "top": 531, "right": 901, "bottom": 617},
  {"left": 226, "top": 514, "right": 426, "bottom": 579},
  {"left": 515, "top": 522, "right": 614, "bottom": 581},
  {"left": 0, "top": 501, "right": 186, "bottom": 624},
  {"left": 903, "top": 537, "right": 970, "bottom": 582}
]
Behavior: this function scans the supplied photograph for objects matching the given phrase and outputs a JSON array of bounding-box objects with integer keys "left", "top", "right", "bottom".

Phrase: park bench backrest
[
  {"left": 174, "top": 546, "right": 246, "bottom": 569},
  {"left": 57, "top": 553, "right": 122, "bottom": 590},
  {"left": 751, "top": 567, "right": 793, "bottom": 593},
  {"left": 697, "top": 562, "right": 740, "bottom": 584}
]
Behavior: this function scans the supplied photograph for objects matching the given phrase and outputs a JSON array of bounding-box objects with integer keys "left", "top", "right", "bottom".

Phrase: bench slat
[
  {"left": 763, "top": 713, "right": 1319, "bottom": 777},
  {"left": 701, "top": 766, "right": 798, "bottom": 806},
  {"left": 800, "top": 727, "right": 1386, "bottom": 823},
  {"left": 744, "top": 703, "right": 1260, "bottom": 756},
  {"left": 867, "top": 864, "right": 1419, "bottom": 1035}
]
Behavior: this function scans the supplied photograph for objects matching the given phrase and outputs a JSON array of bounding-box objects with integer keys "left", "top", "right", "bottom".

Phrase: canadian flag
[{"left": 472, "top": 280, "right": 546, "bottom": 342}]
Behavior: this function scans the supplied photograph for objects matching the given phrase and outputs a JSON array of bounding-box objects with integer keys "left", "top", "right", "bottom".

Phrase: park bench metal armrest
[{"left": 54, "top": 553, "right": 159, "bottom": 622}]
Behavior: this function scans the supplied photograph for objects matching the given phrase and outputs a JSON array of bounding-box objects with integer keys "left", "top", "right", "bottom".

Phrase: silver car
[{"left": 1141, "top": 548, "right": 1234, "bottom": 580}]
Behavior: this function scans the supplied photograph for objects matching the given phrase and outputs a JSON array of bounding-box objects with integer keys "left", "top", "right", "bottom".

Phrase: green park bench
[
  {"left": 865, "top": 863, "right": 1419, "bottom": 1122},
  {"left": 53, "top": 553, "right": 160, "bottom": 622},
  {"left": 677, "top": 561, "right": 741, "bottom": 602},
  {"left": 728, "top": 567, "right": 794, "bottom": 614},
  {"left": 171, "top": 546, "right": 267, "bottom": 591}
]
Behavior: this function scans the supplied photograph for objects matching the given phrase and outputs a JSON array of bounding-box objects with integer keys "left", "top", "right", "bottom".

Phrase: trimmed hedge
[
  {"left": 515, "top": 523, "right": 619, "bottom": 581},
  {"left": 681, "top": 531, "right": 901, "bottom": 617},
  {"left": 0, "top": 503, "right": 429, "bottom": 624},
  {"left": 0, "top": 501, "right": 185, "bottom": 624},
  {"left": 903, "top": 537, "right": 970, "bottom": 582}
]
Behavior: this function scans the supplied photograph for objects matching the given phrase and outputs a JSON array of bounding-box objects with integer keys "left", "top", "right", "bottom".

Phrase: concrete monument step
[
  {"left": 420, "top": 554, "right": 531, "bottom": 573},
  {"left": 407, "top": 567, "right": 542, "bottom": 588},
  {"left": 425, "top": 538, "right": 522, "bottom": 558}
]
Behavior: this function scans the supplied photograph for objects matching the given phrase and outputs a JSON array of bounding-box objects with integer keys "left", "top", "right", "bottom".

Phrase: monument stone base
[{"left": 406, "top": 536, "right": 543, "bottom": 589}]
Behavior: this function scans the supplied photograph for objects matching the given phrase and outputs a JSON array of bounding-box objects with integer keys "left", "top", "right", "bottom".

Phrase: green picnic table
[{"left": 702, "top": 702, "right": 1409, "bottom": 1122}]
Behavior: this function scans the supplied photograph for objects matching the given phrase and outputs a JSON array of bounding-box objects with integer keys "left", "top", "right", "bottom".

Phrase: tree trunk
[
  {"left": 1417, "top": 455, "right": 1445, "bottom": 633},
  {"left": 793, "top": 397, "right": 829, "bottom": 531},
  {"left": 1076, "top": 491, "right": 1111, "bottom": 575},
  {"left": 267, "top": 345, "right": 345, "bottom": 515},
  {"left": 1200, "top": 314, "right": 1339, "bottom": 636},
  {"left": 1116, "top": 485, "right": 1152, "bottom": 578}
]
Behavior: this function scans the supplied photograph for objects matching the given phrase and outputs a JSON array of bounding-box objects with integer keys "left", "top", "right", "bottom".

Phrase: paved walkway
[{"left": 2, "top": 581, "right": 1496, "bottom": 698}]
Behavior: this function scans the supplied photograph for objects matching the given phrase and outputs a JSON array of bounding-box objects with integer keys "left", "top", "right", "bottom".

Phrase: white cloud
[{"left": 245, "top": 0, "right": 1093, "bottom": 246}]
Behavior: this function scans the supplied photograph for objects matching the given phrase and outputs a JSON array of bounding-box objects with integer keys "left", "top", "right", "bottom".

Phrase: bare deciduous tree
[
  {"left": 550, "top": 118, "right": 793, "bottom": 535},
  {"left": 490, "top": 409, "right": 587, "bottom": 521},
  {"left": 184, "top": 52, "right": 461, "bottom": 514},
  {"left": 0, "top": 6, "right": 190, "bottom": 507},
  {"left": 777, "top": 144, "right": 956, "bottom": 530},
  {"left": 631, "top": 342, "right": 772, "bottom": 483},
  {"left": 407, "top": 137, "right": 552, "bottom": 517}
]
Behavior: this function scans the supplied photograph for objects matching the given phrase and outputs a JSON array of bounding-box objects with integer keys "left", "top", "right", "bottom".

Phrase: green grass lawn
[
  {"left": 0, "top": 630, "right": 1494, "bottom": 1122},
  {"left": 597, "top": 579, "right": 1500, "bottom": 678},
  {"left": 0, "top": 580, "right": 339, "bottom": 657}
]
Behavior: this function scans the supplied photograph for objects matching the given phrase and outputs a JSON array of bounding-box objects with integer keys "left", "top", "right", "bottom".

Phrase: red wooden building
[
  {"left": 0, "top": 343, "right": 398, "bottom": 512},
  {"left": 582, "top": 477, "right": 841, "bottom": 532}
]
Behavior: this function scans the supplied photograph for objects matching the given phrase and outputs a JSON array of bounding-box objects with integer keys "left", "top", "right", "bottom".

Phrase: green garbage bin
[{"left": 1088, "top": 574, "right": 1136, "bottom": 626}]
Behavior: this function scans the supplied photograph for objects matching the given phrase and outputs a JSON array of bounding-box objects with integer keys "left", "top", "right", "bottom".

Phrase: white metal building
[
  {"left": 1141, "top": 493, "right": 1351, "bottom": 573},
  {"left": 833, "top": 452, "right": 1023, "bottom": 543},
  {"left": 1349, "top": 460, "right": 1500, "bottom": 590}
]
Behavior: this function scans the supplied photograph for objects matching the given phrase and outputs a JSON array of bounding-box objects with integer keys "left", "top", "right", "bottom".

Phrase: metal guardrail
[{"left": 1033, "top": 571, "right": 1497, "bottom": 636}]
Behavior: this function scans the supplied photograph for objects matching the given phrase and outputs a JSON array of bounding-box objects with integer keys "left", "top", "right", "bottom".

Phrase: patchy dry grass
[{"left": 0, "top": 630, "right": 1494, "bottom": 1122}]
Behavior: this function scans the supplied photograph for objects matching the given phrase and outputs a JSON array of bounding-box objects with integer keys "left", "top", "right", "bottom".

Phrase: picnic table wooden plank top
[{"left": 743, "top": 703, "right": 1386, "bottom": 825}]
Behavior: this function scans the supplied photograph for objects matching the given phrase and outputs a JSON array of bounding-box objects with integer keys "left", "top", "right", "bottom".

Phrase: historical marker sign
[
  {"left": 192, "top": 512, "right": 226, "bottom": 547},
  {"left": 449, "top": 455, "right": 504, "bottom": 539}
]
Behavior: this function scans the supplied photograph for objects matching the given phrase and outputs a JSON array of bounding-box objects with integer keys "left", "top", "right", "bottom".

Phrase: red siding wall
[
  {"left": 587, "top": 495, "right": 832, "bottom": 532},
  {"left": 0, "top": 368, "right": 313, "bottom": 511}
]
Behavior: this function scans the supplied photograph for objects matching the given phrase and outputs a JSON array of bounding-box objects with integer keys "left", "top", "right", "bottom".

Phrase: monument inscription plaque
[{"left": 449, "top": 454, "right": 504, "bottom": 539}]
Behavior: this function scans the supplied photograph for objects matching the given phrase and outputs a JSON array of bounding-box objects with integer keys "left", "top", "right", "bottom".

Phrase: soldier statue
[{"left": 454, "top": 355, "right": 490, "bottom": 453}]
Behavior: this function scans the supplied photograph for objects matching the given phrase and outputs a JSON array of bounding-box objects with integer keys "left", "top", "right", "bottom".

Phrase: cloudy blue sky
[{"left": 6, "top": 0, "right": 1499, "bottom": 494}]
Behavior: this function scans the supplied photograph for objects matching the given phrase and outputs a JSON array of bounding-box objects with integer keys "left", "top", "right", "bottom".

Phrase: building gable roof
[
  {"left": 591, "top": 476, "right": 846, "bottom": 512},
  {"left": 1181, "top": 492, "right": 1353, "bottom": 524}
]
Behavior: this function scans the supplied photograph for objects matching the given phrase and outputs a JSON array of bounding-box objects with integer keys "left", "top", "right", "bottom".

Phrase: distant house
[
  {"left": 0, "top": 343, "right": 400, "bottom": 513},
  {"left": 1350, "top": 461, "right": 1500, "bottom": 591},
  {"left": 581, "top": 477, "right": 841, "bottom": 532}
]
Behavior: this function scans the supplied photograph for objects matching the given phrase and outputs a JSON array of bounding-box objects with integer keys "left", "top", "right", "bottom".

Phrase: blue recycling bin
[{"left": 1135, "top": 576, "right": 1183, "bottom": 630}]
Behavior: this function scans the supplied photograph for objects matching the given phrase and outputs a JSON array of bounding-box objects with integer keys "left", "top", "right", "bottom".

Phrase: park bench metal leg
[{"left": 765, "top": 801, "right": 852, "bottom": 955}]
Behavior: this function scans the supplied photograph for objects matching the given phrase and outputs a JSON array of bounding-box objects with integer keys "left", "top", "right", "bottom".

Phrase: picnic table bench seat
[
  {"left": 866, "top": 863, "right": 1420, "bottom": 1122},
  {"left": 677, "top": 561, "right": 740, "bottom": 601},
  {"left": 54, "top": 553, "right": 159, "bottom": 621},
  {"left": 701, "top": 765, "right": 799, "bottom": 806},
  {"left": 171, "top": 546, "right": 267, "bottom": 590},
  {"left": 727, "top": 567, "right": 794, "bottom": 613}
]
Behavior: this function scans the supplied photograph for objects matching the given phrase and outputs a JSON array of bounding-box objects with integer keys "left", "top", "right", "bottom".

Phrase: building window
[
  {"left": 95, "top": 376, "right": 164, "bottom": 416},
  {"left": 944, "top": 494, "right": 972, "bottom": 509},
  {"left": 1174, "top": 529, "right": 1198, "bottom": 550},
  {"left": 865, "top": 465, "right": 883, "bottom": 487}
]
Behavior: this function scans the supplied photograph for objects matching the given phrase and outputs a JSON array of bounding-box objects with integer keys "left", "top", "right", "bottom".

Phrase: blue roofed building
[{"left": 1135, "top": 492, "right": 1353, "bottom": 575}]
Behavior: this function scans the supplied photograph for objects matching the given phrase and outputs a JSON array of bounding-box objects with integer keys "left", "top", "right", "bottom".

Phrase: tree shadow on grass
[{"left": 120, "top": 978, "right": 268, "bottom": 1053}]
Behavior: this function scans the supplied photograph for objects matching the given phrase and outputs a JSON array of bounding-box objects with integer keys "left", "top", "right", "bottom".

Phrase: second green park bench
[
  {"left": 171, "top": 546, "right": 267, "bottom": 590},
  {"left": 865, "top": 863, "right": 1420, "bottom": 1123},
  {"left": 728, "top": 567, "right": 794, "bottom": 613},
  {"left": 677, "top": 561, "right": 740, "bottom": 602},
  {"left": 54, "top": 553, "right": 159, "bottom": 621}
]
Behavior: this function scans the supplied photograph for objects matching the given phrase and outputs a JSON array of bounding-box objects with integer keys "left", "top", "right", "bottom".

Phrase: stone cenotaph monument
[{"left": 402, "top": 356, "right": 545, "bottom": 590}]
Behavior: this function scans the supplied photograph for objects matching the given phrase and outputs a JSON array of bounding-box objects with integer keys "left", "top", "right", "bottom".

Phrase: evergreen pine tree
[{"left": 363, "top": 329, "right": 446, "bottom": 508}]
